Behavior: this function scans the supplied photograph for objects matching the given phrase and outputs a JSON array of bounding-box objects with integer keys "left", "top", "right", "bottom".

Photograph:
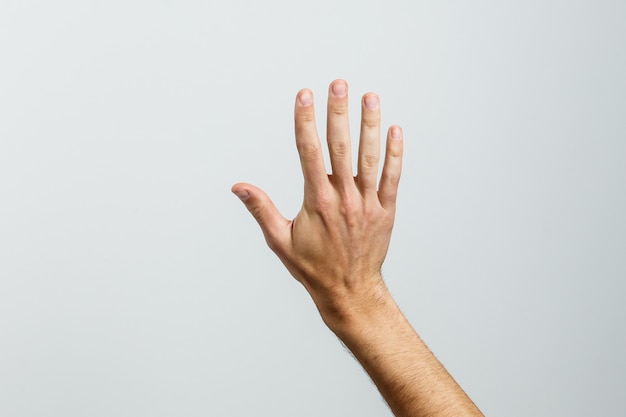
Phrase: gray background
[{"left": 1, "top": 1, "right": 625, "bottom": 416}]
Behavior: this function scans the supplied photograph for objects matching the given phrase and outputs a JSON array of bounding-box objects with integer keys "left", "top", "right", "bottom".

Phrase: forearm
[{"left": 320, "top": 280, "right": 483, "bottom": 417}]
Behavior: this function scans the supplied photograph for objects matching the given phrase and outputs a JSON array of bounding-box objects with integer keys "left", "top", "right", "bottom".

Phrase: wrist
[{"left": 313, "top": 277, "right": 402, "bottom": 341}]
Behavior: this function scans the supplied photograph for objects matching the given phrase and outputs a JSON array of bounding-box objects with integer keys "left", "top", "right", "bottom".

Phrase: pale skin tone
[{"left": 232, "top": 80, "right": 483, "bottom": 417}]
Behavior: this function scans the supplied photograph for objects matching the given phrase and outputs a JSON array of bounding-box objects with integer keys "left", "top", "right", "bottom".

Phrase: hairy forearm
[{"left": 320, "top": 280, "right": 483, "bottom": 417}]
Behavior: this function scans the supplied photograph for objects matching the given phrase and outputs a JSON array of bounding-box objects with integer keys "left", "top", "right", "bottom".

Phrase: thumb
[{"left": 231, "top": 182, "right": 289, "bottom": 250}]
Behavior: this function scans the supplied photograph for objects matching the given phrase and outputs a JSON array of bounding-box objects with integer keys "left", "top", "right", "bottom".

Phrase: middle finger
[{"left": 326, "top": 79, "right": 354, "bottom": 189}]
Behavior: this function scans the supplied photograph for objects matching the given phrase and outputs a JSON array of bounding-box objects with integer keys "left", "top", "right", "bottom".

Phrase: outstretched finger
[
  {"left": 326, "top": 79, "right": 353, "bottom": 189},
  {"left": 231, "top": 182, "right": 290, "bottom": 253},
  {"left": 378, "top": 126, "right": 403, "bottom": 209},
  {"left": 357, "top": 93, "right": 381, "bottom": 195},
  {"left": 294, "top": 89, "right": 327, "bottom": 194}
]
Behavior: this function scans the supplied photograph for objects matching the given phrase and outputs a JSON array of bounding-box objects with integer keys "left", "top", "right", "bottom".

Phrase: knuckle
[
  {"left": 362, "top": 114, "right": 380, "bottom": 129},
  {"left": 360, "top": 153, "right": 379, "bottom": 169},
  {"left": 298, "top": 143, "right": 321, "bottom": 160},
  {"left": 310, "top": 191, "right": 334, "bottom": 217},
  {"left": 388, "top": 147, "right": 402, "bottom": 158},
  {"left": 385, "top": 173, "right": 401, "bottom": 187},
  {"left": 314, "top": 196, "right": 332, "bottom": 215},
  {"left": 296, "top": 111, "right": 315, "bottom": 123},
  {"left": 387, "top": 141, "right": 403, "bottom": 158},
  {"left": 362, "top": 203, "right": 377, "bottom": 218},
  {"left": 340, "top": 198, "right": 361, "bottom": 227},
  {"left": 344, "top": 214, "right": 360, "bottom": 230},
  {"left": 330, "top": 105, "right": 348, "bottom": 116},
  {"left": 330, "top": 141, "right": 349, "bottom": 157},
  {"left": 363, "top": 119, "right": 379, "bottom": 129},
  {"left": 249, "top": 204, "right": 267, "bottom": 223}
]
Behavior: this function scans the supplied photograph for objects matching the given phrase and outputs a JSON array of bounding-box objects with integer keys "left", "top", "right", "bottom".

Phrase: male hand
[
  {"left": 232, "top": 80, "right": 483, "bottom": 417},
  {"left": 231, "top": 79, "right": 403, "bottom": 330}
]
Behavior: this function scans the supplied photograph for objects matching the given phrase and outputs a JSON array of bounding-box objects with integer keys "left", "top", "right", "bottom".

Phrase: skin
[{"left": 231, "top": 80, "right": 484, "bottom": 417}]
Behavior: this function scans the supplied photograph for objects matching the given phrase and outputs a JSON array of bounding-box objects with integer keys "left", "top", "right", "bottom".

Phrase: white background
[{"left": 1, "top": 1, "right": 625, "bottom": 416}]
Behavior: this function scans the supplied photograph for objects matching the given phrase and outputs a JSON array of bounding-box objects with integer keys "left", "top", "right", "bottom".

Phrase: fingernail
[
  {"left": 364, "top": 94, "right": 378, "bottom": 110},
  {"left": 391, "top": 126, "right": 402, "bottom": 139},
  {"left": 332, "top": 81, "right": 347, "bottom": 97},
  {"left": 233, "top": 189, "right": 250, "bottom": 201},
  {"left": 299, "top": 90, "right": 313, "bottom": 106}
]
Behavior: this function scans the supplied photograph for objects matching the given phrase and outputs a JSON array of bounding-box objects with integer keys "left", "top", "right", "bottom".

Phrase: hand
[
  {"left": 232, "top": 81, "right": 483, "bottom": 417},
  {"left": 232, "top": 79, "right": 403, "bottom": 330}
]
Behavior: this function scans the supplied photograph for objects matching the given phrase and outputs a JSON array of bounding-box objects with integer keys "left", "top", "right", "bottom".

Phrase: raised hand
[
  {"left": 232, "top": 80, "right": 483, "bottom": 417},
  {"left": 231, "top": 79, "right": 403, "bottom": 327}
]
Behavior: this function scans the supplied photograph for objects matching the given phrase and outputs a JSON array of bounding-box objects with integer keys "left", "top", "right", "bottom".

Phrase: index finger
[{"left": 294, "top": 89, "right": 327, "bottom": 193}]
